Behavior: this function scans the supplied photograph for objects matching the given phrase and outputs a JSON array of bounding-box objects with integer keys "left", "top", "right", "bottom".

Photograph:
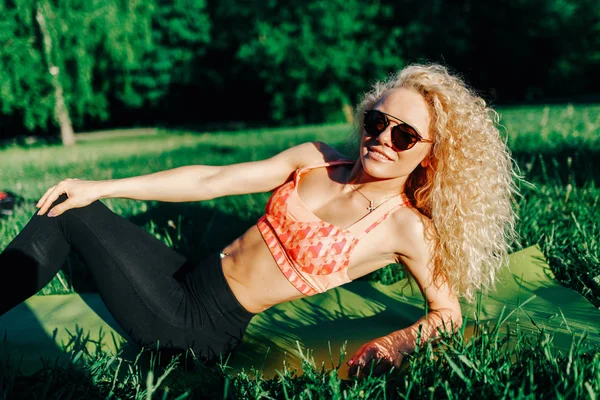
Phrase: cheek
[
  {"left": 399, "top": 149, "right": 430, "bottom": 172},
  {"left": 359, "top": 136, "right": 429, "bottom": 178},
  {"left": 361, "top": 154, "right": 422, "bottom": 179}
]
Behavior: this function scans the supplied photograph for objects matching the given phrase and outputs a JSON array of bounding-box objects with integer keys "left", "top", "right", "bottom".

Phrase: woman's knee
[{"left": 49, "top": 193, "right": 111, "bottom": 220}]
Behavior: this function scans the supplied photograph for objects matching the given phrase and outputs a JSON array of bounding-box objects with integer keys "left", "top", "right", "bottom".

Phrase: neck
[{"left": 346, "top": 160, "right": 407, "bottom": 195}]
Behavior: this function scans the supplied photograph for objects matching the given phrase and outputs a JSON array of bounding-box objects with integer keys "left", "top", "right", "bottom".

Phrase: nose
[{"left": 375, "top": 125, "right": 395, "bottom": 149}]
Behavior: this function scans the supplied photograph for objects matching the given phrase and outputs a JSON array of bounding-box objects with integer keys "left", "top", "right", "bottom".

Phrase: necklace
[{"left": 350, "top": 185, "right": 399, "bottom": 212}]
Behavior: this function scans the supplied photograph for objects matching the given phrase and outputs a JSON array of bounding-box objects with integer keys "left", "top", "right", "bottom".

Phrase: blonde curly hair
[{"left": 354, "top": 63, "right": 518, "bottom": 301}]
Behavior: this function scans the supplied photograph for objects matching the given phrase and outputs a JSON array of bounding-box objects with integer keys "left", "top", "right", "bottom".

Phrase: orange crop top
[{"left": 257, "top": 160, "right": 411, "bottom": 296}]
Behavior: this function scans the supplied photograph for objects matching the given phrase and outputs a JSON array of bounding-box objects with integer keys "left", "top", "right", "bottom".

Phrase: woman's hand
[
  {"left": 347, "top": 335, "right": 404, "bottom": 378},
  {"left": 36, "top": 179, "right": 102, "bottom": 217}
]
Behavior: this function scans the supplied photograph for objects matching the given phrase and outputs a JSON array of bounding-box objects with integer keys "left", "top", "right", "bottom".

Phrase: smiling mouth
[{"left": 367, "top": 147, "right": 394, "bottom": 161}]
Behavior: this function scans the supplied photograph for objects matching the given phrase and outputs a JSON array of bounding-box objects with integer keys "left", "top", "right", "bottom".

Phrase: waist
[
  {"left": 218, "top": 225, "right": 309, "bottom": 312},
  {"left": 186, "top": 251, "right": 257, "bottom": 318}
]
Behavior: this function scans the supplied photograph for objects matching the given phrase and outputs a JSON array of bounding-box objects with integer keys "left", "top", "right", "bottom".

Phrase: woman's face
[{"left": 359, "top": 88, "right": 433, "bottom": 181}]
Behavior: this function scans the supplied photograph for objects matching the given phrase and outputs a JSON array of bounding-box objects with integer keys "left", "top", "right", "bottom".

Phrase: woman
[{"left": 0, "top": 63, "right": 516, "bottom": 377}]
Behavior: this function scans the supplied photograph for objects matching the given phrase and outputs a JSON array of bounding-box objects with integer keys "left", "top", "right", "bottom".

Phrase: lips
[{"left": 367, "top": 147, "right": 394, "bottom": 162}]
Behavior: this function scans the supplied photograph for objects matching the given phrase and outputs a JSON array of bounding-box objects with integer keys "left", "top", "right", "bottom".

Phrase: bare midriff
[
  {"left": 220, "top": 222, "right": 403, "bottom": 314},
  {"left": 219, "top": 225, "right": 306, "bottom": 314}
]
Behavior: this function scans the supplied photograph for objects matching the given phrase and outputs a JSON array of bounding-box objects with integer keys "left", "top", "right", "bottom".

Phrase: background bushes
[{"left": 1, "top": 0, "right": 599, "bottom": 139}]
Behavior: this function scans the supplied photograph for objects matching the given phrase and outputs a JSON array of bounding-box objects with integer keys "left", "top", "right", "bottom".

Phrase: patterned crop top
[{"left": 256, "top": 160, "right": 411, "bottom": 296}]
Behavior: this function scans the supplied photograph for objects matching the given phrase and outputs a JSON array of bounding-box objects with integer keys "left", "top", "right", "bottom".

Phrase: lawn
[{"left": 0, "top": 104, "right": 599, "bottom": 398}]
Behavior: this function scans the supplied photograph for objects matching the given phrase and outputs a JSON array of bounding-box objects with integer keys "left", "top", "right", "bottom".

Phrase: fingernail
[{"left": 48, "top": 211, "right": 56, "bottom": 217}]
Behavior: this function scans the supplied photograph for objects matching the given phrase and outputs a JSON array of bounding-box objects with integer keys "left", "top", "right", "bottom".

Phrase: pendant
[{"left": 367, "top": 201, "right": 375, "bottom": 212}]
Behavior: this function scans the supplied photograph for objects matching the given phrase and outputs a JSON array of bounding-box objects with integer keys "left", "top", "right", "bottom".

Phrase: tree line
[{"left": 1, "top": 0, "right": 599, "bottom": 144}]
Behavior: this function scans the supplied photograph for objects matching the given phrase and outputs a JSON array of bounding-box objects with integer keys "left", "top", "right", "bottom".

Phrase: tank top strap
[
  {"left": 294, "top": 159, "right": 355, "bottom": 185},
  {"left": 347, "top": 195, "right": 411, "bottom": 238}
]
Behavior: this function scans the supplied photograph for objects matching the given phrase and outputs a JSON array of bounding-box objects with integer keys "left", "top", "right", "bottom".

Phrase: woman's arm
[
  {"left": 37, "top": 141, "right": 328, "bottom": 217},
  {"left": 379, "top": 266, "right": 462, "bottom": 351},
  {"left": 98, "top": 142, "right": 319, "bottom": 202},
  {"left": 347, "top": 219, "right": 462, "bottom": 377}
]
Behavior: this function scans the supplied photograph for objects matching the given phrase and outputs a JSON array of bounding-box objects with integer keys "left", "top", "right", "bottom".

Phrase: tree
[
  {"left": 123, "top": 0, "right": 211, "bottom": 108},
  {"left": 0, "top": 2, "right": 53, "bottom": 137},
  {"left": 0, "top": 0, "right": 154, "bottom": 144},
  {"left": 235, "top": 0, "right": 404, "bottom": 124},
  {"left": 36, "top": 1, "right": 75, "bottom": 145}
]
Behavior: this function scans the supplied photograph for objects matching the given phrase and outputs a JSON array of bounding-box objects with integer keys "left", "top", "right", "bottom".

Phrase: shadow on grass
[
  {"left": 233, "top": 280, "right": 425, "bottom": 379},
  {"left": 126, "top": 200, "right": 260, "bottom": 261}
]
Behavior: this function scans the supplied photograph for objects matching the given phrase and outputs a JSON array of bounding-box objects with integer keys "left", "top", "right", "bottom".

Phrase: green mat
[{"left": 1, "top": 246, "right": 599, "bottom": 378}]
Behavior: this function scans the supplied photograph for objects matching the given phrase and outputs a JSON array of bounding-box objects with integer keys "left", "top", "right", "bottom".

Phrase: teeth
[{"left": 370, "top": 148, "right": 392, "bottom": 161}]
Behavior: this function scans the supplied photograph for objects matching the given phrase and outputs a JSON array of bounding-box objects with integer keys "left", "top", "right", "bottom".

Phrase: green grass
[
  {"left": 1, "top": 318, "right": 598, "bottom": 398},
  {"left": 1, "top": 104, "right": 599, "bottom": 398},
  {"left": 500, "top": 104, "right": 600, "bottom": 308}
]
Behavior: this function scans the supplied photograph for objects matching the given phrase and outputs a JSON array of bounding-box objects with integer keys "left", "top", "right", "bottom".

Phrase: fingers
[
  {"left": 36, "top": 186, "right": 55, "bottom": 210},
  {"left": 37, "top": 185, "right": 65, "bottom": 216},
  {"left": 347, "top": 360, "right": 361, "bottom": 377},
  {"left": 348, "top": 358, "right": 391, "bottom": 378},
  {"left": 371, "top": 361, "right": 393, "bottom": 377},
  {"left": 47, "top": 198, "right": 74, "bottom": 217},
  {"left": 347, "top": 343, "right": 369, "bottom": 367}
]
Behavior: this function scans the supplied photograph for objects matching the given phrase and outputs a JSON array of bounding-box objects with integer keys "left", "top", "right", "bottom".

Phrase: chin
[
  {"left": 360, "top": 153, "right": 397, "bottom": 179},
  {"left": 360, "top": 150, "right": 418, "bottom": 181}
]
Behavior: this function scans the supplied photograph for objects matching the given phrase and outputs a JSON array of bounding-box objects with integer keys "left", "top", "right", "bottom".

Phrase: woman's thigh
[
  {"left": 3, "top": 194, "right": 254, "bottom": 359},
  {"left": 1, "top": 195, "right": 186, "bottom": 319},
  {"left": 54, "top": 196, "right": 255, "bottom": 359},
  {"left": 52, "top": 197, "right": 199, "bottom": 333}
]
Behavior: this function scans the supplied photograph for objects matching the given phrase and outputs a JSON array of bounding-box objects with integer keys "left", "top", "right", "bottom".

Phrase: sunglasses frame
[{"left": 363, "top": 109, "right": 433, "bottom": 151}]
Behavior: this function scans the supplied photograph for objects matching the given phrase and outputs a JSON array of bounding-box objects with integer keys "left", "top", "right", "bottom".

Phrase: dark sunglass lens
[
  {"left": 364, "top": 111, "right": 387, "bottom": 135},
  {"left": 391, "top": 125, "right": 418, "bottom": 150}
]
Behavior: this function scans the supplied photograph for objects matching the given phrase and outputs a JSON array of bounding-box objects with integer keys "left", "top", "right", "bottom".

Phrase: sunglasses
[{"left": 363, "top": 109, "right": 433, "bottom": 151}]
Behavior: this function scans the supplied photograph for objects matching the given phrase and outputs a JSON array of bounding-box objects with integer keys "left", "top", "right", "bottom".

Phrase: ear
[{"left": 420, "top": 149, "right": 433, "bottom": 168}]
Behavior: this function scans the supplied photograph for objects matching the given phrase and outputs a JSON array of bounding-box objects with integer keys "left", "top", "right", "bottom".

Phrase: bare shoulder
[
  {"left": 204, "top": 141, "right": 352, "bottom": 198},
  {"left": 314, "top": 141, "right": 352, "bottom": 162},
  {"left": 389, "top": 205, "right": 434, "bottom": 265},
  {"left": 285, "top": 141, "right": 351, "bottom": 168}
]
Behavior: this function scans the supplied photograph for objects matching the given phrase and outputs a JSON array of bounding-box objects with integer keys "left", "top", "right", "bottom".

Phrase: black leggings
[{"left": 0, "top": 194, "right": 255, "bottom": 362}]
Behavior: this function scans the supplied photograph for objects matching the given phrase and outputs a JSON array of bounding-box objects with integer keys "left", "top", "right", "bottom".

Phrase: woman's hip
[{"left": 121, "top": 251, "right": 256, "bottom": 361}]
